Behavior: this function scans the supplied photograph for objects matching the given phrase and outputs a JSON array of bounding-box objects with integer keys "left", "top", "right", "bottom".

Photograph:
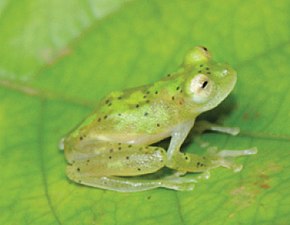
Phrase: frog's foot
[
  {"left": 66, "top": 165, "right": 197, "bottom": 192},
  {"left": 206, "top": 147, "right": 258, "bottom": 172},
  {"left": 161, "top": 172, "right": 197, "bottom": 191},
  {"left": 194, "top": 120, "right": 240, "bottom": 136},
  {"left": 192, "top": 120, "right": 240, "bottom": 149},
  {"left": 166, "top": 146, "right": 257, "bottom": 174}
]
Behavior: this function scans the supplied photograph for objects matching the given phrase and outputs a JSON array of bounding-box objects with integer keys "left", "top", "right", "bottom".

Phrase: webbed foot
[{"left": 206, "top": 146, "right": 258, "bottom": 172}]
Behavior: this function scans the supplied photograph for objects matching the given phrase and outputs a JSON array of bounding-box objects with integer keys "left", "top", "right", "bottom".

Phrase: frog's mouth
[
  {"left": 218, "top": 70, "right": 237, "bottom": 101},
  {"left": 202, "top": 67, "right": 237, "bottom": 112}
]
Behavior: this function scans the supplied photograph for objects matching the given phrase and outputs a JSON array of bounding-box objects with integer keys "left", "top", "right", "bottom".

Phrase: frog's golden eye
[{"left": 190, "top": 74, "right": 213, "bottom": 103}]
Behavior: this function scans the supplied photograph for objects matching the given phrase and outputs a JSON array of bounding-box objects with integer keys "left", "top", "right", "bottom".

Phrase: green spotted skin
[
  {"left": 67, "top": 49, "right": 236, "bottom": 145},
  {"left": 63, "top": 46, "right": 249, "bottom": 192},
  {"left": 73, "top": 74, "right": 192, "bottom": 144}
]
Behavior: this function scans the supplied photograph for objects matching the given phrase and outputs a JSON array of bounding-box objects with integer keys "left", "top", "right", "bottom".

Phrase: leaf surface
[{"left": 1, "top": 1, "right": 289, "bottom": 224}]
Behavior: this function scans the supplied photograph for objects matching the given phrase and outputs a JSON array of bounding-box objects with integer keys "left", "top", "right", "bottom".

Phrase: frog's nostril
[
  {"left": 222, "top": 69, "right": 229, "bottom": 76},
  {"left": 221, "top": 65, "right": 236, "bottom": 77}
]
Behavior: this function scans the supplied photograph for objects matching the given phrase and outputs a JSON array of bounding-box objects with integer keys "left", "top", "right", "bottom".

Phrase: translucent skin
[{"left": 62, "top": 46, "right": 257, "bottom": 192}]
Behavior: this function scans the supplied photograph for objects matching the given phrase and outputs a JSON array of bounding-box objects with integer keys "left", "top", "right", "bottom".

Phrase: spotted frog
[{"left": 61, "top": 46, "right": 257, "bottom": 192}]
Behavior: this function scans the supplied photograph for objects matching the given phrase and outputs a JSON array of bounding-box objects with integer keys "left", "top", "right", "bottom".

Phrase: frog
[{"left": 61, "top": 46, "right": 257, "bottom": 192}]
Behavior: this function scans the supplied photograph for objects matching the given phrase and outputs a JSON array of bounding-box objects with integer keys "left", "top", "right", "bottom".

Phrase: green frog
[{"left": 61, "top": 46, "right": 257, "bottom": 192}]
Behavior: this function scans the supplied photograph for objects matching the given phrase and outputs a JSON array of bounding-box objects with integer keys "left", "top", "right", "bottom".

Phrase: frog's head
[{"left": 183, "top": 46, "right": 237, "bottom": 113}]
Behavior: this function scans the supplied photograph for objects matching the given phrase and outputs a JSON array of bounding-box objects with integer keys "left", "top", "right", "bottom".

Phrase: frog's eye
[{"left": 189, "top": 74, "right": 213, "bottom": 103}]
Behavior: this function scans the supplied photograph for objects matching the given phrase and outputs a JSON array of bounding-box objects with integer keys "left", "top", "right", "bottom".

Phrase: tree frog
[{"left": 61, "top": 46, "right": 257, "bottom": 192}]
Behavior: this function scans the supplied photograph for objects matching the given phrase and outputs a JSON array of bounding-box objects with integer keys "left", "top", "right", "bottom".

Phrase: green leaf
[{"left": 1, "top": 1, "right": 289, "bottom": 224}]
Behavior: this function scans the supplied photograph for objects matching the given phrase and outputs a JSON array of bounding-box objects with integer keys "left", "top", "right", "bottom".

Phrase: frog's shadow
[{"left": 197, "top": 94, "right": 237, "bottom": 123}]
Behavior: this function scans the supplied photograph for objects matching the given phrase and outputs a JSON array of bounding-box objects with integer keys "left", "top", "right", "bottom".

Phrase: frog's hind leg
[
  {"left": 68, "top": 144, "right": 167, "bottom": 177},
  {"left": 66, "top": 143, "right": 197, "bottom": 192},
  {"left": 66, "top": 167, "right": 197, "bottom": 192},
  {"left": 166, "top": 146, "right": 258, "bottom": 174},
  {"left": 208, "top": 147, "right": 258, "bottom": 172}
]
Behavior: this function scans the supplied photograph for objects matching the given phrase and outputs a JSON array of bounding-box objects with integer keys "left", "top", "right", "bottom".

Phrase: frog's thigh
[
  {"left": 66, "top": 144, "right": 197, "bottom": 192},
  {"left": 68, "top": 144, "right": 167, "bottom": 177}
]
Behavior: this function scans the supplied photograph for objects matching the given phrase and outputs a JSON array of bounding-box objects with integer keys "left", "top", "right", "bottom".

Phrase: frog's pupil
[{"left": 202, "top": 81, "right": 208, "bottom": 89}]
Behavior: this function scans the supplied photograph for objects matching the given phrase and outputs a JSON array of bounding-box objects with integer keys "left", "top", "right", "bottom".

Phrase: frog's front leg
[
  {"left": 166, "top": 121, "right": 257, "bottom": 173},
  {"left": 66, "top": 142, "right": 196, "bottom": 192},
  {"left": 167, "top": 121, "right": 195, "bottom": 160}
]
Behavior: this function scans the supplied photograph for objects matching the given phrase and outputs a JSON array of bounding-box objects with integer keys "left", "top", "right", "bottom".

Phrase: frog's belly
[{"left": 93, "top": 129, "right": 172, "bottom": 145}]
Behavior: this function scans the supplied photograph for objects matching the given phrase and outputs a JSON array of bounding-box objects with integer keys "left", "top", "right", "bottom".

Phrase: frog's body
[{"left": 63, "top": 46, "right": 257, "bottom": 192}]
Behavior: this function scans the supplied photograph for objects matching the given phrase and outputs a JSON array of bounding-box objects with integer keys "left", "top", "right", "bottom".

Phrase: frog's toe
[
  {"left": 207, "top": 147, "right": 257, "bottom": 172},
  {"left": 197, "top": 170, "right": 211, "bottom": 180},
  {"left": 161, "top": 176, "right": 197, "bottom": 191},
  {"left": 165, "top": 183, "right": 195, "bottom": 191},
  {"left": 217, "top": 147, "right": 258, "bottom": 157},
  {"left": 210, "top": 158, "right": 243, "bottom": 172}
]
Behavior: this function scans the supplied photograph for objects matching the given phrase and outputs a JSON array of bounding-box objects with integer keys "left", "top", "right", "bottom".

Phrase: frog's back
[{"left": 77, "top": 74, "right": 195, "bottom": 142}]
